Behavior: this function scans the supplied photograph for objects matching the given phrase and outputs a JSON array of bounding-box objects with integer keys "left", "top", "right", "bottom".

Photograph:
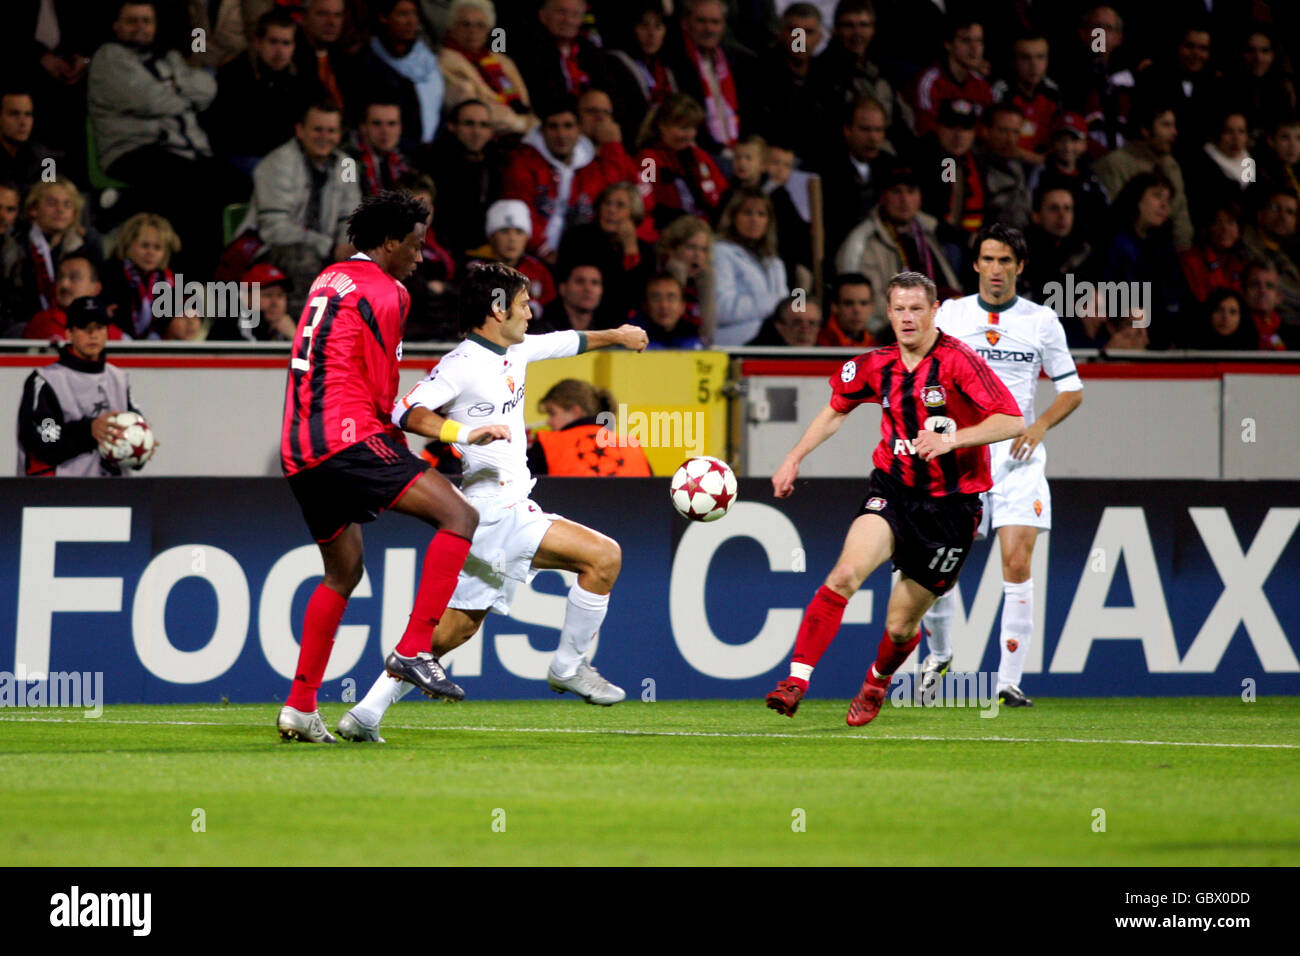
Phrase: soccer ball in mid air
[
  {"left": 670, "top": 456, "right": 737, "bottom": 522},
  {"left": 98, "top": 411, "right": 157, "bottom": 469}
]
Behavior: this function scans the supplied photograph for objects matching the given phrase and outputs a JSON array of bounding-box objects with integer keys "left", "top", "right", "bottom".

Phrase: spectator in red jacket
[
  {"left": 912, "top": 14, "right": 992, "bottom": 137},
  {"left": 636, "top": 92, "right": 726, "bottom": 231},
  {"left": 501, "top": 96, "right": 637, "bottom": 262},
  {"left": 470, "top": 199, "right": 556, "bottom": 318},
  {"left": 989, "top": 33, "right": 1061, "bottom": 164},
  {"left": 1180, "top": 201, "right": 1247, "bottom": 303},
  {"left": 24, "top": 252, "right": 123, "bottom": 342}
]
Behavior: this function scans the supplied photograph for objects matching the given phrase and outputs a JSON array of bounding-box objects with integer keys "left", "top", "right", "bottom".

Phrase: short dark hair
[
  {"left": 300, "top": 97, "right": 343, "bottom": 124},
  {"left": 1032, "top": 180, "right": 1076, "bottom": 211},
  {"left": 1134, "top": 99, "right": 1177, "bottom": 137},
  {"left": 975, "top": 223, "right": 1028, "bottom": 263},
  {"left": 539, "top": 95, "right": 580, "bottom": 123},
  {"left": 943, "top": 13, "right": 982, "bottom": 43},
  {"left": 346, "top": 189, "right": 430, "bottom": 251},
  {"left": 1112, "top": 170, "right": 1175, "bottom": 229},
  {"left": 0, "top": 178, "right": 20, "bottom": 197},
  {"left": 116, "top": 0, "right": 155, "bottom": 15},
  {"left": 644, "top": 272, "right": 684, "bottom": 298},
  {"left": 833, "top": 272, "right": 873, "bottom": 300},
  {"left": 833, "top": 0, "right": 876, "bottom": 25},
  {"left": 887, "top": 271, "right": 937, "bottom": 305},
  {"left": 58, "top": 252, "right": 100, "bottom": 281},
  {"left": 459, "top": 262, "right": 530, "bottom": 334},
  {"left": 1243, "top": 258, "right": 1278, "bottom": 282},
  {"left": 783, "top": 2, "right": 823, "bottom": 24},
  {"left": 986, "top": 102, "right": 1024, "bottom": 124},
  {"left": 363, "top": 98, "right": 403, "bottom": 120},
  {"left": 448, "top": 99, "right": 491, "bottom": 124},
  {"left": 255, "top": 9, "right": 298, "bottom": 37},
  {"left": 556, "top": 260, "right": 604, "bottom": 285}
]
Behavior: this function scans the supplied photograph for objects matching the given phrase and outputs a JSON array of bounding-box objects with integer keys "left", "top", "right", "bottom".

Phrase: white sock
[
  {"left": 351, "top": 671, "right": 412, "bottom": 726},
  {"left": 997, "top": 579, "right": 1033, "bottom": 691},
  {"left": 789, "top": 662, "right": 813, "bottom": 683},
  {"left": 551, "top": 583, "right": 610, "bottom": 679},
  {"left": 923, "top": 588, "right": 955, "bottom": 660}
]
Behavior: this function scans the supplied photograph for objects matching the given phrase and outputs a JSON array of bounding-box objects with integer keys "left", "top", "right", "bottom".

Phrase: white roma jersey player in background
[
  {"left": 920, "top": 224, "right": 1083, "bottom": 706},
  {"left": 338, "top": 263, "right": 649, "bottom": 741}
]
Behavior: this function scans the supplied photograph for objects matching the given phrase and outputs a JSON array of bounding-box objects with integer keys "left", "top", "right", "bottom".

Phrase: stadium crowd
[{"left": 3, "top": 0, "right": 1300, "bottom": 351}]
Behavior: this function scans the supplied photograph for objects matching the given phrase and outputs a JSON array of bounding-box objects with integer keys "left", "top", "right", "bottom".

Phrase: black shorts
[
  {"left": 856, "top": 470, "right": 983, "bottom": 595},
  {"left": 286, "top": 432, "right": 428, "bottom": 543}
]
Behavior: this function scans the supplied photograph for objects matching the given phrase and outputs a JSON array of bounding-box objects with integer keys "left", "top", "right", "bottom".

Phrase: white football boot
[{"left": 546, "top": 661, "right": 626, "bottom": 706}]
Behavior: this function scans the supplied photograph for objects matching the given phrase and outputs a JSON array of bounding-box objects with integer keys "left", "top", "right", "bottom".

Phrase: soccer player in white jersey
[
  {"left": 919, "top": 223, "right": 1083, "bottom": 707},
  {"left": 337, "top": 262, "right": 649, "bottom": 741}
]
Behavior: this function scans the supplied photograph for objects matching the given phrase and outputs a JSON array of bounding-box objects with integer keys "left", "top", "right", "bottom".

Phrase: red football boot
[
  {"left": 765, "top": 678, "right": 806, "bottom": 717},
  {"left": 846, "top": 676, "right": 889, "bottom": 726}
]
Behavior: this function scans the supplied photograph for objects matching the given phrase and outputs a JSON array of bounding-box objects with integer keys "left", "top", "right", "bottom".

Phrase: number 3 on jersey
[
  {"left": 290, "top": 296, "right": 329, "bottom": 372},
  {"left": 929, "top": 547, "right": 963, "bottom": 573}
]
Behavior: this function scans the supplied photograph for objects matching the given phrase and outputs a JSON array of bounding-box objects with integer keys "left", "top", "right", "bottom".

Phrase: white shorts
[
  {"left": 976, "top": 439, "right": 1051, "bottom": 539},
  {"left": 448, "top": 496, "right": 560, "bottom": 615}
]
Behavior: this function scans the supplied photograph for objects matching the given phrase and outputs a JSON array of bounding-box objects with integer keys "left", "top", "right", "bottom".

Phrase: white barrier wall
[{"left": 2, "top": 359, "right": 1296, "bottom": 479}]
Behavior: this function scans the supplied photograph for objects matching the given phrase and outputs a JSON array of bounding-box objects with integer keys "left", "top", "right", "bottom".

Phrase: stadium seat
[
  {"left": 223, "top": 203, "right": 251, "bottom": 246},
  {"left": 86, "top": 116, "right": 128, "bottom": 193}
]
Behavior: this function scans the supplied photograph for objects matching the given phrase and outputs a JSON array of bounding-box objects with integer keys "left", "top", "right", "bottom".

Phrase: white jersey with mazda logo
[
  {"left": 934, "top": 294, "right": 1082, "bottom": 426},
  {"left": 395, "top": 330, "right": 583, "bottom": 501}
]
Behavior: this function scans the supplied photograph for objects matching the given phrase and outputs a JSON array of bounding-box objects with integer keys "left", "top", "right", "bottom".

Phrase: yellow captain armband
[{"left": 439, "top": 420, "right": 472, "bottom": 444}]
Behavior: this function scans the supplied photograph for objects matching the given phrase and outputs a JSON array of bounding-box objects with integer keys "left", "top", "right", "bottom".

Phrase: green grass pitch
[{"left": 2, "top": 698, "right": 1297, "bottom": 866}]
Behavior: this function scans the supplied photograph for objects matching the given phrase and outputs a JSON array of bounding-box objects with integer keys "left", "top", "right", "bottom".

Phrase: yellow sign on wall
[{"left": 524, "top": 350, "right": 730, "bottom": 476}]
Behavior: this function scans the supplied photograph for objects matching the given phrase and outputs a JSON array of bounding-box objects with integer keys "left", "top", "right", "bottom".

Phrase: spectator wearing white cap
[{"left": 468, "top": 199, "right": 555, "bottom": 318}]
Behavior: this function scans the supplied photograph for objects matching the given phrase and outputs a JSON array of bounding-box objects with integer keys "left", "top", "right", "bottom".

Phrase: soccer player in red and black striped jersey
[
  {"left": 277, "top": 191, "right": 506, "bottom": 743},
  {"left": 765, "top": 271, "right": 1024, "bottom": 727}
]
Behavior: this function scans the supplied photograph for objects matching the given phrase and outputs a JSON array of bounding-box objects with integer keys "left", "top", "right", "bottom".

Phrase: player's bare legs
[
  {"left": 283, "top": 472, "right": 478, "bottom": 740},
  {"left": 531, "top": 518, "right": 626, "bottom": 704},
  {"left": 374, "top": 469, "right": 479, "bottom": 698},
  {"left": 342, "top": 609, "right": 489, "bottom": 741},
  {"left": 995, "top": 524, "right": 1037, "bottom": 706},
  {"left": 767, "top": 514, "right": 893, "bottom": 716},
  {"left": 278, "top": 525, "right": 367, "bottom": 742},
  {"left": 845, "top": 572, "right": 940, "bottom": 726}
]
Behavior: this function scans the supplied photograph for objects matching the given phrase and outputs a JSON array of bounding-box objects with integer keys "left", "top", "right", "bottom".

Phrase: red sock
[
  {"left": 285, "top": 584, "right": 348, "bottom": 711},
  {"left": 394, "top": 530, "right": 473, "bottom": 657},
  {"left": 867, "top": 628, "right": 922, "bottom": 687},
  {"left": 789, "top": 586, "right": 849, "bottom": 688}
]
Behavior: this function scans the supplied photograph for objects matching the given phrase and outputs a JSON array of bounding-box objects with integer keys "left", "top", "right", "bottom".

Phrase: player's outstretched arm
[
  {"left": 914, "top": 413, "right": 1024, "bottom": 462},
  {"left": 583, "top": 325, "right": 649, "bottom": 353},
  {"left": 404, "top": 406, "right": 511, "bottom": 445},
  {"left": 772, "top": 403, "right": 849, "bottom": 498}
]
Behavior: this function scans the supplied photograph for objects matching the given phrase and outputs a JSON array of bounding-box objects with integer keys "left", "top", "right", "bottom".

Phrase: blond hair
[
  {"left": 24, "top": 179, "right": 86, "bottom": 237},
  {"left": 114, "top": 212, "right": 182, "bottom": 265},
  {"left": 636, "top": 92, "right": 706, "bottom": 150},
  {"left": 599, "top": 181, "right": 645, "bottom": 225},
  {"left": 657, "top": 214, "right": 713, "bottom": 260}
]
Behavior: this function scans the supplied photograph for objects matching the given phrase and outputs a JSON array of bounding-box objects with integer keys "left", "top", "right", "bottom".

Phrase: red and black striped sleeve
[{"left": 828, "top": 352, "right": 883, "bottom": 413}]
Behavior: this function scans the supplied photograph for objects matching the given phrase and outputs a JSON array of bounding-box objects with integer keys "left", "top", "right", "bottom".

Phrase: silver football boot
[
  {"left": 336, "top": 709, "right": 386, "bottom": 743},
  {"left": 277, "top": 705, "right": 338, "bottom": 743},
  {"left": 546, "top": 660, "right": 626, "bottom": 706}
]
